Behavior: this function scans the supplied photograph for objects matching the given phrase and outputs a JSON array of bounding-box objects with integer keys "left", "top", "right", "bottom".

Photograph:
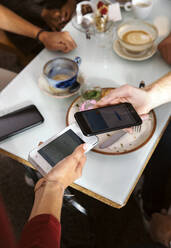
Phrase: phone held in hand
[
  {"left": 28, "top": 123, "right": 98, "bottom": 176},
  {"left": 0, "top": 104, "right": 44, "bottom": 142},
  {"left": 74, "top": 103, "right": 142, "bottom": 136}
]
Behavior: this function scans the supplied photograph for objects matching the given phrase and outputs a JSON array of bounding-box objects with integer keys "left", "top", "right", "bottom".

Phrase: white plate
[
  {"left": 66, "top": 89, "right": 156, "bottom": 155},
  {"left": 37, "top": 73, "right": 85, "bottom": 99},
  {"left": 113, "top": 39, "right": 157, "bottom": 61}
]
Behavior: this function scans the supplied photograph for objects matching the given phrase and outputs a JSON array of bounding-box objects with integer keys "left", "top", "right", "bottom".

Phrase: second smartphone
[
  {"left": 0, "top": 104, "right": 44, "bottom": 142},
  {"left": 28, "top": 123, "right": 98, "bottom": 175},
  {"left": 74, "top": 103, "right": 142, "bottom": 136}
]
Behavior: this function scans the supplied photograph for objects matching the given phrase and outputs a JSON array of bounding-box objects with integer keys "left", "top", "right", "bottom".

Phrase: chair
[{"left": 0, "top": 30, "right": 35, "bottom": 67}]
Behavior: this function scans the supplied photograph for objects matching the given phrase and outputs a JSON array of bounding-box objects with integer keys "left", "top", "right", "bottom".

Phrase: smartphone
[
  {"left": 28, "top": 123, "right": 98, "bottom": 175},
  {"left": 0, "top": 104, "right": 44, "bottom": 141},
  {"left": 74, "top": 103, "right": 142, "bottom": 136}
]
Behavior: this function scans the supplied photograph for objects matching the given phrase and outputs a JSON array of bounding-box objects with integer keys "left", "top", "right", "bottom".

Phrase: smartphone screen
[
  {"left": 74, "top": 103, "right": 142, "bottom": 136},
  {"left": 38, "top": 129, "right": 84, "bottom": 167},
  {"left": 0, "top": 105, "right": 44, "bottom": 141}
]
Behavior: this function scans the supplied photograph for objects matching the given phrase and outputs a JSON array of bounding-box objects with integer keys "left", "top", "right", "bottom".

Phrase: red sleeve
[
  {"left": 0, "top": 197, "right": 16, "bottom": 248},
  {"left": 18, "top": 214, "right": 61, "bottom": 248}
]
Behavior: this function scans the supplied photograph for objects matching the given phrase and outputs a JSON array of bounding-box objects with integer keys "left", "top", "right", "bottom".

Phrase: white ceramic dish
[
  {"left": 113, "top": 39, "right": 157, "bottom": 61},
  {"left": 38, "top": 73, "right": 84, "bottom": 99},
  {"left": 117, "top": 20, "right": 158, "bottom": 53}
]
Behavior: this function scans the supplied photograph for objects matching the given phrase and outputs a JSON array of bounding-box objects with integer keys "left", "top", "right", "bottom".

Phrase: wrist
[
  {"left": 35, "top": 178, "right": 65, "bottom": 194},
  {"left": 36, "top": 29, "right": 47, "bottom": 44},
  {"left": 144, "top": 86, "right": 157, "bottom": 112},
  {"left": 30, "top": 178, "right": 64, "bottom": 221}
]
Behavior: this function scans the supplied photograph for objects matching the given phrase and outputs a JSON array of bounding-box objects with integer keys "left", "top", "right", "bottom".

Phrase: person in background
[
  {"left": 0, "top": 0, "right": 78, "bottom": 55},
  {"left": 158, "top": 33, "right": 171, "bottom": 65},
  {"left": 0, "top": 144, "right": 86, "bottom": 248},
  {"left": 96, "top": 72, "right": 171, "bottom": 248},
  {"left": 0, "top": 4, "right": 77, "bottom": 54}
]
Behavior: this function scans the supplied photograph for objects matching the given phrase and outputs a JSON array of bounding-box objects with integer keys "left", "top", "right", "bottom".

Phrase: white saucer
[
  {"left": 38, "top": 73, "right": 84, "bottom": 99},
  {"left": 113, "top": 39, "right": 157, "bottom": 61}
]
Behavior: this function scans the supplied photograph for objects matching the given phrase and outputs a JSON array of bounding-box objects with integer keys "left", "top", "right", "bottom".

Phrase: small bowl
[
  {"left": 43, "top": 57, "right": 81, "bottom": 93},
  {"left": 117, "top": 20, "right": 158, "bottom": 53}
]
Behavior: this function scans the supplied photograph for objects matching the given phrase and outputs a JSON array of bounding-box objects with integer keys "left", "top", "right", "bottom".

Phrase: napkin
[{"left": 108, "top": 2, "right": 122, "bottom": 22}]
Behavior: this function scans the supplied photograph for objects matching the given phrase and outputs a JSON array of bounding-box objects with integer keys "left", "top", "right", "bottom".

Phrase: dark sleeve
[
  {"left": 18, "top": 214, "right": 61, "bottom": 248},
  {"left": 0, "top": 0, "right": 44, "bottom": 20}
]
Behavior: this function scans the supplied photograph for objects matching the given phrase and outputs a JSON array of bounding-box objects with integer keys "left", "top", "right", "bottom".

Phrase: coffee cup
[
  {"left": 117, "top": 20, "right": 158, "bottom": 53},
  {"left": 43, "top": 57, "right": 81, "bottom": 93},
  {"left": 124, "top": 0, "right": 153, "bottom": 19}
]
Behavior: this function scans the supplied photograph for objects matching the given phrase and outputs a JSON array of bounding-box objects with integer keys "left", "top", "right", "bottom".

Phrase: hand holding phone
[
  {"left": 28, "top": 123, "right": 98, "bottom": 175},
  {"left": 74, "top": 103, "right": 142, "bottom": 136},
  {"left": 46, "top": 144, "right": 86, "bottom": 189}
]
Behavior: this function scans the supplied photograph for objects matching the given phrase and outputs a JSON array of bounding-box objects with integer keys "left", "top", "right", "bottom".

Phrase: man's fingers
[
  {"left": 64, "top": 144, "right": 86, "bottom": 166},
  {"left": 72, "top": 144, "right": 86, "bottom": 160},
  {"left": 60, "top": 36, "right": 77, "bottom": 52},
  {"left": 140, "top": 114, "right": 149, "bottom": 121},
  {"left": 98, "top": 85, "right": 131, "bottom": 105}
]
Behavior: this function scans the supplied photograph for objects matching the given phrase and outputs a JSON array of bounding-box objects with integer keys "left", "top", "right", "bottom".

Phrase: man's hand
[
  {"left": 41, "top": 8, "right": 65, "bottom": 31},
  {"left": 150, "top": 212, "right": 171, "bottom": 247},
  {"left": 60, "top": 0, "right": 76, "bottom": 23},
  {"left": 39, "top": 30, "right": 77, "bottom": 53},
  {"left": 46, "top": 144, "right": 86, "bottom": 189},
  {"left": 96, "top": 84, "right": 152, "bottom": 115},
  {"left": 158, "top": 33, "right": 171, "bottom": 65}
]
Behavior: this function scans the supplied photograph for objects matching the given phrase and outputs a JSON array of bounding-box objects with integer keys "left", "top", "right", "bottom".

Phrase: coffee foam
[{"left": 122, "top": 30, "right": 152, "bottom": 45}]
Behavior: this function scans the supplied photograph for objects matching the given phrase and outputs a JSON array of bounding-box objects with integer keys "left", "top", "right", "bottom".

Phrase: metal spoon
[{"left": 81, "top": 19, "right": 91, "bottom": 39}]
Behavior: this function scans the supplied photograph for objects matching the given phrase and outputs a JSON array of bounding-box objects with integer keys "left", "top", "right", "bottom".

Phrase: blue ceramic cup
[{"left": 43, "top": 57, "right": 81, "bottom": 91}]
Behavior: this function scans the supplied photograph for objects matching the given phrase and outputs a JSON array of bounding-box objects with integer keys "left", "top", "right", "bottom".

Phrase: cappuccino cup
[
  {"left": 43, "top": 57, "right": 81, "bottom": 93},
  {"left": 124, "top": 0, "right": 153, "bottom": 19},
  {"left": 117, "top": 20, "right": 158, "bottom": 53}
]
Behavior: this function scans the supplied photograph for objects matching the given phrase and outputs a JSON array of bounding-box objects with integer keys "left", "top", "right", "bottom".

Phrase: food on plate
[
  {"left": 82, "top": 88, "right": 102, "bottom": 100},
  {"left": 95, "top": 1, "right": 109, "bottom": 32},
  {"left": 81, "top": 4, "right": 93, "bottom": 15},
  {"left": 101, "top": 88, "right": 113, "bottom": 98}
]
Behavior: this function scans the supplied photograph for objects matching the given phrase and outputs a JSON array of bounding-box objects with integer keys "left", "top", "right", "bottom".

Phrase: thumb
[{"left": 72, "top": 144, "right": 86, "bottom": 161}]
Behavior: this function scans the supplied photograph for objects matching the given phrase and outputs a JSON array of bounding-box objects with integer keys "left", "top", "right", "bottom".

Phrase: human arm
[
  {"left": 41, "top": 0, "right": 76, "bottom": 31},
  {"left": 0, "top": 0, "right": 45, "bottom": 22},
  {"left": 29, "top": 144, "right": 86, "bottom": 221},
  {"left": 41, "top": 8, "right": 64, "bottom": 31},
  {"left": 150, "top": 212, "right": 171, "bottom": 248},
  {"left": 60, "top": 0, "right": 76, "bottom": 23},
  {"left": 0, "top": 5, "right": 77, "bottom": 53},
  {"left": 19, "top": 144, "right": 86, "bottom": 248},
  {"left": 96, "top": 72, "right": 171, "bottom": 115},
  {"left": 158, "top": 33, "right": 171, "bottom": 65}
]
